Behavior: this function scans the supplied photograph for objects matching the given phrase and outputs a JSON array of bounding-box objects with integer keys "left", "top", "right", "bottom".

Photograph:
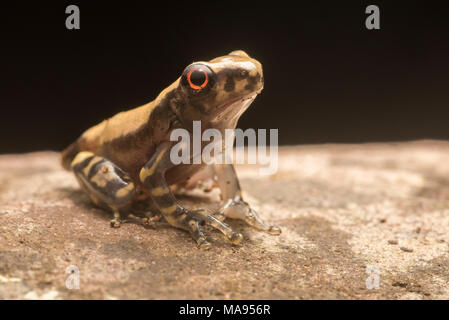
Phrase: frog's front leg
[
  {"left": 139, "top": 143, "right": 243, "bottom": 249},
  {"left": 214, "top": 164, "right": 281, "bottom": 235},
  {"left": 71, "top": 152, "right": 136, "bottom": 228}
]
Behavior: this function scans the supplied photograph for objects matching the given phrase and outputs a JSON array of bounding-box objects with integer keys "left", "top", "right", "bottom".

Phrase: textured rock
[{"left": 0, "top": 141, "right": 449, "bottom": 299}]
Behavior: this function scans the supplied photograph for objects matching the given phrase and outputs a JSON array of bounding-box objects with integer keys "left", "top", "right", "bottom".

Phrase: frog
[{"left": 61, "top": 50, "right": 281, "bottom": 249}]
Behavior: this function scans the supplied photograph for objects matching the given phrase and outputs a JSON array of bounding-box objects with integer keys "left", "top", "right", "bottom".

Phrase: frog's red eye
[
  {"left": 182, "top": 64, "right": 215, "bottom": 93},
  {"left": 187, "top": 67, "right": 209, "bottom": 90}
]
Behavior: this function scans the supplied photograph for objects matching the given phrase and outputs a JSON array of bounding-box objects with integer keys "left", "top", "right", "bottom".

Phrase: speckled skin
[{"left": 61, "top": 50, "right": 281, "bottom": 248}]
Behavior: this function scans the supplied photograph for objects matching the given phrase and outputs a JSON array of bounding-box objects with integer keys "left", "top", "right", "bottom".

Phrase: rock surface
[{"left": 1, "top": 141, "right": 449, "bottom": 299}]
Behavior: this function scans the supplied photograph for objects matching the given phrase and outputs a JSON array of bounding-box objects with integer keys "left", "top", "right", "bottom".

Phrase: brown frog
[{"left": 61, "top": 50, "right": 281, "bottom": 249}]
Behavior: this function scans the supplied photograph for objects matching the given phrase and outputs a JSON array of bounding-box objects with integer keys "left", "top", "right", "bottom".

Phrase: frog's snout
[
  {"left": 248, "top": 59, "right": 264, "bottom": 92},
  {"left": 259, "top": 75, "right": 265, "bottom": 90}
]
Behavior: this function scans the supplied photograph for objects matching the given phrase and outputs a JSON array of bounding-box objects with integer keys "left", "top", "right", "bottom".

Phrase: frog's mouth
[
  {"left": 212, "top": 92, "right": 259, "bottom": 122},
  {"left": 217, "top": 92, "right": 258, "bottom": 111}
]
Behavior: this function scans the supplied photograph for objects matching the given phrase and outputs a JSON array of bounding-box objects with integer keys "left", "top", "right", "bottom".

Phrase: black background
[{"left": 1, "top": 1, "right": 448, "bottom": 153}]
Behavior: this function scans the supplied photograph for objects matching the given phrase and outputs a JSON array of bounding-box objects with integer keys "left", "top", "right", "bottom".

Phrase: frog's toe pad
[{"left": 230, "top": 232, "right": 244, "bottom": 245}]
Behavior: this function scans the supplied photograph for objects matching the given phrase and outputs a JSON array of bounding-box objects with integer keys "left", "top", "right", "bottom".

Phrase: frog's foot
[
  {"left": 129, "top": 201, "right": 163, "bottom": 228},
  {"left": 176, "top": 208, "right": 244, "bottom": 249},
  {"left": 221, "top": 197, "right": 281, "bottom": 235},
  {"left": 141, "top": 214, "right": 162, "bottom": 229},
  {"left": 126, "top": 212, "right": 161, "bottom": 228},
  {"left": 110, "top": 210, "right": 122, "bottom": 228}
]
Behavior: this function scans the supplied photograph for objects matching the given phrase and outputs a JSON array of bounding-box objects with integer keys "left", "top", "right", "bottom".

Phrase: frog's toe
[
  {"left": 197, "top": 237, "right": 212, "bottom": 250},
  {"left": 267, "top": 225, "right": 282, "bottom": 235},
  {"left": 245, "top": 209, "right": 282, "bottom": 235},
  {"left": 188, "top": 219, "right": 211, "bottom": 249},
  {"left": 222, "top": 198, "right": 281, "bottom": 236},
  {"left": 141, "top": 214, "right": 162, "bottom": 229},
  {"left": 140, "top": 217, "right": 154, "bottom": 229},
  {"left": 185, "top": 209, "right": 243, "bottom": 247},
  {"left": 110, "top": 218, "right": 121, "bottom": 228},
  {"left": 201, "top": 210, "right": 244, "bottom": 246},
  {"left": 230, "top": 232, "right": 244, "bottom": 245},
  {"left": 109, "top": 210, "right": 122, "bottom": 228}
]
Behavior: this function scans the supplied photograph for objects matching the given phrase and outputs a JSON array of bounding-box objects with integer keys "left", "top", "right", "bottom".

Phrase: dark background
[{"left": 1, "top": 1, "right": 448, "bottom": 153}]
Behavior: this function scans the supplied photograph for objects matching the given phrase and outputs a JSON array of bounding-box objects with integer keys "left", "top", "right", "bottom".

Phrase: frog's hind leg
[
  {"left": 70, "top": 151, "right": 136, "bottom": 228},
  {"left": 139, "top": 143, "right": 243, "bottom": 249}
]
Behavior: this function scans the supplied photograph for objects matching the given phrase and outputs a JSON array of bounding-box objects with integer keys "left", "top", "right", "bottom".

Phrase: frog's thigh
[{"left": 70, "top": 151, "right": 136, "bottom": 227}]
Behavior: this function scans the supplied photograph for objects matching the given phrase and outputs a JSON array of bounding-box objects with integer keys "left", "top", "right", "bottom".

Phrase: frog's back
[{"left": 61, "top": 101, "right": 158, "bottom": 172}]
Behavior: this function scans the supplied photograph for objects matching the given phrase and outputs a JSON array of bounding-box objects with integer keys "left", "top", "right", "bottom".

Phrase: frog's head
[{"left": 176, "top": 50, "right": 264, "bottom": 127}]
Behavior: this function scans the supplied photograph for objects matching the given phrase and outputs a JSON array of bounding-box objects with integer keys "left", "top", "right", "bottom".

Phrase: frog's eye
[
  {"left": 182, "top": 64, "right": 215, "bottom": 92},
  {"left": 187, "top": 68, "right": 208, "bottom": 89}
]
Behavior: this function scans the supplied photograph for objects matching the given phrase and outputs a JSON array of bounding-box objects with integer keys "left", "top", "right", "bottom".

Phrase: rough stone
[{"left": 1, "top": 140, "right": 448, "bottom": 299}]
